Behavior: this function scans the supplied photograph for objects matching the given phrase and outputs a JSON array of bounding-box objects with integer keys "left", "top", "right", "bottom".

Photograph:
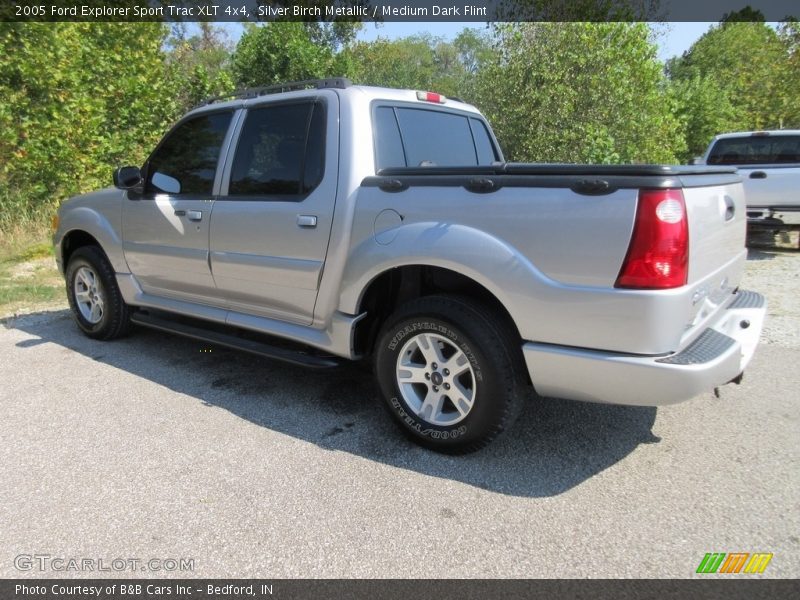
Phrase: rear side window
[
  {"left": 145, "top": 112, "right": 233, "bottom": 195},
  {"left": 374, "top": 107, "right": 406, "bottom": 169},
  {"left": 229, "top": 101, "right": 325, "bottom": 197},
  {"left": 374, "top": 106, "right": 498, "bottom": 170},
  {"left": 471, "top": 118, "right": 497, "bottom": 165},
  {"left": 707, "top": 135, "right": 800, "bottom": 165}
]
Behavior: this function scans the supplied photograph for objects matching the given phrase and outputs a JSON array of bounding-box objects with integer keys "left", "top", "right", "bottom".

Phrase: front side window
[
  {"left": 228, "top": 102, "right": 325, "bottom": 197},
  {"left": 374, "top": 106, "right": 499, "bottom": 170},
  {"left": 145, "top": 112, "right": 233, "bottom": 195}
]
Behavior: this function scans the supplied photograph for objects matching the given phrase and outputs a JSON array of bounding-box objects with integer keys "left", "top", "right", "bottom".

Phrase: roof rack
[{"left": 200, "top": 78, "right": 352, "bottom": 107}]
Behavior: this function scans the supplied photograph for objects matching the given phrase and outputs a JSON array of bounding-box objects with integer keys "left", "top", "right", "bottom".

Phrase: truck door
[
  {"left": 122, "top": 110, "right": 236, "bottom": 306},
  {"left": 209, "top": 95, "right": 338, "bottom": 325}
]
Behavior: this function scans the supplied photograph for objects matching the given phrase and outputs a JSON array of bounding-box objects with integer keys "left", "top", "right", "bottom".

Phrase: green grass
[
  {"left": 0, "top": 280, "right": 62, "bottom": 306},
  {"left": 0, "top": 223, "right": 66, "bottom": 317}
]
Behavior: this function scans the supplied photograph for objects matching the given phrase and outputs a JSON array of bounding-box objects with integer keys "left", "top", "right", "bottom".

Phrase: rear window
[
  {"left": 707, "top": 135, "right": 800, "bottom": 165},
  {"left": 374, "top": 106, "right": 498, "bottom": 170}
]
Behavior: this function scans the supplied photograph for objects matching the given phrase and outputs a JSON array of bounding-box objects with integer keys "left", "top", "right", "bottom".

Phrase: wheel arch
[
  {"left": 56, "top": 203, "right": 128, "bottom": 274},
  {"left": 61, "top": 229, "right": 105, "bottom": 269},
  {"left": 352, "top": 263, "right": 524, "bottom": 367}
]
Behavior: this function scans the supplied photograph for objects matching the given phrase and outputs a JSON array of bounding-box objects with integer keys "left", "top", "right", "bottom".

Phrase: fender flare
[
  {"left": 338, "top": 222, "right": 553, "bottom": 325},
  {"left": 58, "top": 205, "right": 128, "bottom": 274}
]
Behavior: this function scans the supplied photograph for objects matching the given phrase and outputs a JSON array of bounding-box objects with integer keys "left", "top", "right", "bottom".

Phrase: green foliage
[
  {"left": 231, "top": 23, "right": 344, "bottom": 88},
  {"left": 471, "top": 23, "right": 685, "bottom": 163},
  {"left": 0, "top": 23, "right": 180, "bottom": 228},
  {"left": 3, "top": 19, "right": 797, "bottom": 234},
  {"left": 165, "top": 23, "right": 236, "bottom": 108},
  {"left": 667, "top": 20, "right": 798, "bottom": 149},
  {"left": 304, "top": 22, "right": 362, "bottom": 52},
  {"left": 668, "top": 75, "right": 739, "bottom": 161},
  {"left": 344, "top": 36, "right": 438, "bottom": 90},
  {"left": 342, "top": 29, "right": 491, "bottom": 99},
  {"left": 776, "top": 21, "right": 800, "bottom": 130}
]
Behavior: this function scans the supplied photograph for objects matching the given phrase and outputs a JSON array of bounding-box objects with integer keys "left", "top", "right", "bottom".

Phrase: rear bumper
[{"left": 522, "top": 290, "right": 766, "bottom": 406}]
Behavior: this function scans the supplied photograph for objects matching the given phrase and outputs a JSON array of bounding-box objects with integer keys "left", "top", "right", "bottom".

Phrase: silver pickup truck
[{"left": 53, "top": 79, "right": 766, "bottom": 453}]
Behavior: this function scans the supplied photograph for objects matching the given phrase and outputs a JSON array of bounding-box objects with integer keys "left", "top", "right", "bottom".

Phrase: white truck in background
[{"left": 694, "top": 130, "right": 800, "bottom": 243}]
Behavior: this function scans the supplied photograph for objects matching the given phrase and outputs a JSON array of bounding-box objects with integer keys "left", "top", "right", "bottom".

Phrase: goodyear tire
[
  {"left": 374, "top": 295, "right": 527, "bottom": 453},
  {"left": 65, "top": 246, "right": 131, "bottom": 340}
]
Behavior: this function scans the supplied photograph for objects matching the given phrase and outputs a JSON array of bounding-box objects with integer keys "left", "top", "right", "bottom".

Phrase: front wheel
[
  {"left": 65, "top": 246, "right": 131, "bottom": 340},
  {"left": 374, "top": 295, "right": 527, "bottom": 453}
]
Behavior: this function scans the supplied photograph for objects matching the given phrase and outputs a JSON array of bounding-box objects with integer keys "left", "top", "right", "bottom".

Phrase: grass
[{"left": 0, "top": 221, "right": 66, "bottom": 318}]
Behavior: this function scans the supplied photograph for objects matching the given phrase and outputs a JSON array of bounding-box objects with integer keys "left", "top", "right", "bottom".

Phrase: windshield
[{"left": 707, "top": 135, "right": 800, "bottom": 165}]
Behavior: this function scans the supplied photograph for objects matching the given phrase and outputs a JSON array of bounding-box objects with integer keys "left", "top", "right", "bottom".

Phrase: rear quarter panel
[
  {"left": 340, "top": 185, "right": 686, "bottom": 355},
  {"left": 340, "top": 177, "right": 748, "bottom": 357}
]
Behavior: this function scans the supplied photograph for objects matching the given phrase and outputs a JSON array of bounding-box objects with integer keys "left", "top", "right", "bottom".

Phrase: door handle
[
  {"left": 749, "top": 171, "right": 767, "bottom": 179},
  {"left": 173, "top": 209, "right": 186, "bottom": 216},
  {"left": 187, "top": 210, "right": 203, "bottom": 222},
  {"left": 297, "top": 215, "right": 317, "bottom": 228}
]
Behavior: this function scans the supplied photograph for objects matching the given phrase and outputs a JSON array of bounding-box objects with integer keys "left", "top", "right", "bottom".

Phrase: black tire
[
  {"left": 65, "top": 245, "right": 131, "bottom": 340},
  {"left": 374, "top": 295, "right": 527, "bottom": 453}
]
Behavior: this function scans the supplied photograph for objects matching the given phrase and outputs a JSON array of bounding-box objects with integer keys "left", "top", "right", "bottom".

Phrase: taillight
[
  {"left": 416, "top": 91, "right": 446, "bottom": 104},
  {"left": 615, "top": 189, "right": 689, "bottom": 289}
]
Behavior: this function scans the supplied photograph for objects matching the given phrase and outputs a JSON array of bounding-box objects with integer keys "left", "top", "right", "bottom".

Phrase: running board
[{"left": 131, "top": 311, "right": 339, "bottom": 369}]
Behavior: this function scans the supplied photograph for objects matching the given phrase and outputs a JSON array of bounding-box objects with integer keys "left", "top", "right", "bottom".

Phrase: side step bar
[{"left": 131, "top": 311, "right": 339, "bottom": 369}]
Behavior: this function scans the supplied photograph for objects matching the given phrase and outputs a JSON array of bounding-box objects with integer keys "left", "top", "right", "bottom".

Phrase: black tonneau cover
[
  {"left": 366, "top": 163, "right": 740, "bottom": 194},
  {"left": 377, "top": 163, "right": 738, "bottom": 177}
]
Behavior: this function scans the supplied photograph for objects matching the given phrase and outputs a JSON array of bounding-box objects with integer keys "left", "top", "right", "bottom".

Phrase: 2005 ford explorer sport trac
[{"left": 53, "top": 79, "right": 767, "bottom": 452}]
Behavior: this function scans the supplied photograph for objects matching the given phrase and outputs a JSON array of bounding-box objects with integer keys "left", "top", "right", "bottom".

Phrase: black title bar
[{"left": 2, "top": 1, "right": 799, "bottom": 23}]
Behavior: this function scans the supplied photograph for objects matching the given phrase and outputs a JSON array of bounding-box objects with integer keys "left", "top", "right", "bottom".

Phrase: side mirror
[
  {"left": 113, "top": 166, "right": 143, "bottom": 190},
  {"left": 688, "top": 157, "right": 704, "bottom": 165}
]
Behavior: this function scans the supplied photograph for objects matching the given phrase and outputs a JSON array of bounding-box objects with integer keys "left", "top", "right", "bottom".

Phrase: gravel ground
[
  {"left": 0, "top": 245, "right": 798, "bottom": 579},
  {"left": 740, "top": 246, "right": 800, "bottom": 349}
]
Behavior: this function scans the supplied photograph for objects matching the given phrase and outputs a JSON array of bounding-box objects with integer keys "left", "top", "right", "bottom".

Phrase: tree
[
  {"left": 453, "top": 28, "right": 493, "bottom": 76},
  {"left": 341, "top": 30, "right": 490, "bottom": 99},
  {"left": 344, "top": 36, "right": 439, "bottom": 91},
  {"left": 669, "top": 75, "right": 739, "bottom": 160},
  {"left": 0, "top": 23, "right": 180, "bottom": 226},
  {"left": 471, "top": 23, "right": 685, "bottom": 163},
  {"left": 231, "top": 23, "right": 348, "bottom": 88},
  {"left": 165, "top": 23, "right": 235, "bottom": 108},
  {"left": 667, "top": 21, "right": 793, "bottom": 132},
  {"left": 304, "top": 22, "right": 362, "bottom": 52},
  {"left": 776, "top": 21, "right": 800, "bottom": 129}
]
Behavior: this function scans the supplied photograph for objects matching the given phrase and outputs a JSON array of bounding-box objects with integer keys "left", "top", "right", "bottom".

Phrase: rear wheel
[
  {"left": 65, "top": 246, "right": 131, "bottom": 340},
  {"left": 374, "top": 295, "right": 527, "bottom": 453}
]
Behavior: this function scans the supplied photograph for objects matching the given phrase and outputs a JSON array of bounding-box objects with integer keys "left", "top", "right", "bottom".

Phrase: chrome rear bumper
[{"left": 523, "top": 290, "right": 766, "bottom": 406}]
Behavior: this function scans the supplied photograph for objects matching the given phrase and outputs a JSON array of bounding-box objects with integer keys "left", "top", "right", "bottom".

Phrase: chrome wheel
[
  {"left": 395, "top": 332, "right": 477, "bottom": 426},
  {"left": 73, "top": 266, "right": 104, "bottom": 324}
]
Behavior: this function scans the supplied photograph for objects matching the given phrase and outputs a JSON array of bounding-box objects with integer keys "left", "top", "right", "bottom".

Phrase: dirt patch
[
  {"left": 0, "top": 255, "right": 66, "bottom": 319},
  {"left": 9, "top": 256, "right": 61, "bottom": 281}
]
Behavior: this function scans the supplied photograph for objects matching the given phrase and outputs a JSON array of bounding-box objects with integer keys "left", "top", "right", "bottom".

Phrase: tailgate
[
  {"left": 683, "top": 179, "right": 747, "bottom": 285},
  {"left": 680, "top": 179, "right": 748, "bottom": 343}
]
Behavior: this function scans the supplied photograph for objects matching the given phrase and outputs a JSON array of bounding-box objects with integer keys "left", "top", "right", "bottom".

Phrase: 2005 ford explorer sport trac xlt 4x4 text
[{"left": 53, "top": 79, "right": 767, "bottom": 453}]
